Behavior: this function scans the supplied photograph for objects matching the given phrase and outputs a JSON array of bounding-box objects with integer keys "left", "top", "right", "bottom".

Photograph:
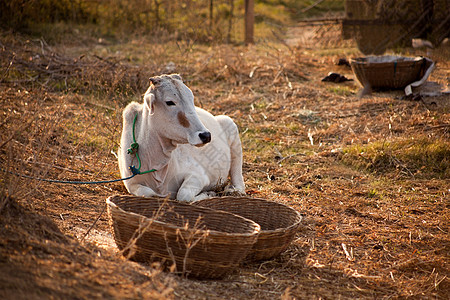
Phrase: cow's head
[{"left": 143, "top": 74, "right": 211, "bottom": 147}]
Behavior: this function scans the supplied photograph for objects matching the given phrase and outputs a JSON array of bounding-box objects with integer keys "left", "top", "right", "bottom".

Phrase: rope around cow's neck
[{"left": 127, "top": 114, "right": 157, "bottom": 176}]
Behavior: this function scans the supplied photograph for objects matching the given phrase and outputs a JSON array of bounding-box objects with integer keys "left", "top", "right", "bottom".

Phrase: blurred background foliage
[{"left": 0, "top": 0, "right": 344, "bottom": 43}]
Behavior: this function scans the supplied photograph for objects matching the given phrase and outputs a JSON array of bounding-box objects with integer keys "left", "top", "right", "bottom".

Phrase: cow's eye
[{"left": 165, "top": 101, "right": 176, "bottom": 106}]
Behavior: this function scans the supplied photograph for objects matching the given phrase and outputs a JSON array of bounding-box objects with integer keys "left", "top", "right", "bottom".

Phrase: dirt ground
[{"left": 1, "top": 25, "right": 449, "bottom": 299}]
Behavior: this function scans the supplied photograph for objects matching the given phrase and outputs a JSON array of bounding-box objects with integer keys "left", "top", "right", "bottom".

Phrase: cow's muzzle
[{"left": 198, "top": 131, "right": 211, "bottom": 145}]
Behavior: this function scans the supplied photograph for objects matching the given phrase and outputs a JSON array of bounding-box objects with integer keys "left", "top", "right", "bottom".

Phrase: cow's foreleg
[
  {"left": 176, "top": 175, "right": 214, "bottom": 202},
  {"left": 126, "top": 182, "right": 159, "bottom": 198}
]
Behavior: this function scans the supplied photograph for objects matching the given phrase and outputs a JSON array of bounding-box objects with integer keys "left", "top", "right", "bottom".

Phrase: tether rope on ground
[{"left": 2, "top": 113, "right": 156, "bottom": 185}]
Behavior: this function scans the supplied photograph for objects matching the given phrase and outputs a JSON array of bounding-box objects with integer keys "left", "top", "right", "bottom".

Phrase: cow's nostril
[{"left": 199, "top": 131, "right": 211, "bottom": 144}]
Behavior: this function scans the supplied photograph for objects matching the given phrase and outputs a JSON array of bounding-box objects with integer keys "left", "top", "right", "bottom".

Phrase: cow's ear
[
  {"left": 144, "top": 93, "right": 155, "bottom": 115},
  {"left": 149, "top": 76, "right": 162, "bottom": 86},
  {"left": 171, "top": 74, "right": 183, "bottom": 81}
]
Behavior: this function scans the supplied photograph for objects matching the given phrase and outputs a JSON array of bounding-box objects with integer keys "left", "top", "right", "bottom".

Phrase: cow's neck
[
  {"left": 134, "top": 111, "right": 178, "bottom": 197},
  {"left": 141, "top": 114, "right": 176, "bottom": 170}
]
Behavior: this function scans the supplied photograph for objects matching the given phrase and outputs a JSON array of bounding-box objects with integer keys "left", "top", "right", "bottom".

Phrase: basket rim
[
  {"left": 107, "top": 195, "right": 261, "bottom": 238},
  {"left": 193, "top": 196, "right": 302, "bottom": 234},
  {"left": 350, "top": 55, "right": 423, "bottom": 65}
]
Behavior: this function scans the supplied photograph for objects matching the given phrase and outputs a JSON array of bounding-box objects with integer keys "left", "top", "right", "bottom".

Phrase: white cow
[{"left": 118, "top": 74, "right": 245, "bottom": 201}]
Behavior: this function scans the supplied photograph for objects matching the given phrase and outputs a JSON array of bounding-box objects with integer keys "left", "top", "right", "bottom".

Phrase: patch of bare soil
[{"left": 1, "top": 29, "right": 449, "bottom": 299}]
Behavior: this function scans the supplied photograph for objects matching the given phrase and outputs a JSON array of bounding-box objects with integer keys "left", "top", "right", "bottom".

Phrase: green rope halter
[{"left": 127, "top": 114, "right": 157, "bottom": 175}]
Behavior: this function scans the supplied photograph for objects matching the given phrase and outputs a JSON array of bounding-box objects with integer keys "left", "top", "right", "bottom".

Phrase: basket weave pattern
[
  {"left": 193, "top": 197, "right": 302, "bottom": 261},
  {"left": 350, "top": 56, "right": 426, "bottom": 89},
  {"left": 107, "top": 195, "right": 260, "bottom": 279}
]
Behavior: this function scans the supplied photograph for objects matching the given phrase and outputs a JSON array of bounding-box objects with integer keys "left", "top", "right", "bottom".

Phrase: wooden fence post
[
  {"left": 227, "top": 0, "right": 234, "bottom": 43},
  {"left": 209, "top": 0, "right": 214, "bottom": 29},
  {"left": 245, "top": 0, "right": 254, "bottom": 44}
]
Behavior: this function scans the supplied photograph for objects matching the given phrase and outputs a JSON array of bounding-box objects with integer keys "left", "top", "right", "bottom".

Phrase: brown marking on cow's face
[{"left": 177, "top": 111, "right": 190, "bottom": 128}]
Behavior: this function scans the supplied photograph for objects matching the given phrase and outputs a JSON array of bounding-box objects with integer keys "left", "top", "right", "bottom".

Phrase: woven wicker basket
[
  {"left": 107, "top": 195, "right": 260, "bottom": 279},
  {"left": 350, "top": 56, "right": 427, "bottom": 89},
  {"left": 193, "top": 197, "right": 302, "bottom": 261}
]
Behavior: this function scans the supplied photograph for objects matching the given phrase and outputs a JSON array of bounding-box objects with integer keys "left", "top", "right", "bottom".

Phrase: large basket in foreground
[
  {"left": 193, "top": 197, "right": 302, "bottom": 261},
  {"left": 107, "top": 195, "right": 260, "bottom": 279},
  {"left": 350, "top": 56, "right": 428, "bottom": 89}
]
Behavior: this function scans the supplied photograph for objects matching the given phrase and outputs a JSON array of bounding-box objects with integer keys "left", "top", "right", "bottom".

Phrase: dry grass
[{"left": 1, "top": 26, "right": 449, "bottom": 299}]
